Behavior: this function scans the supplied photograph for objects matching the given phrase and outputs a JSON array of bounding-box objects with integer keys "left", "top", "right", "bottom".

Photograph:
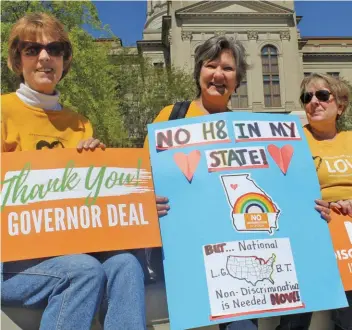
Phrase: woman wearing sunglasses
[
  {"left": 1, "top": 13, "right": 146, "bottom": 330},
  {"left": 276, "top": 73, "right": 352, "bottom": 330},
  {"left": 290, "top": 73, "right": 352, "bottom": 330},
  {"left": 147, "top": 37, "right": 339, "bottom": 330},
  {"left": 301, "top": 74, "right": 352, "bottom": 219},
  {"left": 221, "top": 75, "right": 351, "bottom": 329}
]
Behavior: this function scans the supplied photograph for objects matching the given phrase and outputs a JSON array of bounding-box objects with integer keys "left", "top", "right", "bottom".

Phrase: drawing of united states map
[
  {"left": 203, "top": 238, "right": 304, "bottom": 319},
  {"left": 226, "top": 254, "right": 276, "bottom": 286},
  {"left": 221, "top": 174, "right": 280, "bottom": 234}
]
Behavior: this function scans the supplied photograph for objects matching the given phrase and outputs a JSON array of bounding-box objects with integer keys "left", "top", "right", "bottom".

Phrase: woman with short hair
[
  {"left": 147, "top": 37, "right": 336, "bottom": 330},
  {"left": 293, "top": 73, "right": 352, "bottom": 330},
  {"left": 144, "top": 35, "right": 248, "bottom": 139},
  {"left": 301, "top": 73, "right": 351, "bottom": 217},
  {"left": 146, "top": 34, "right": 258, "bottom": 330},
  {"left": 1, "top": 12, "right": 146, "bottom": 330},
  {"left": 221, "top": 73, "right": 352, "bottom": 330}
]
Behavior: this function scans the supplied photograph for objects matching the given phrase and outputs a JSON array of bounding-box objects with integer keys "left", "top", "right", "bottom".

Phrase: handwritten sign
[
  {"left": 233, "top": 121, "right": 300, "bottom": 142},
  {"left": 148, "top": 112, "right": 347, "bottom": 330},
  {"left": 330, "top": 211, "right": 352, "bottom": 290},
  {"left": 205, "top": 147, "right": 268, "bottom": 172},
  {"left": 155, "top": 120, "right": 230, "bottom": 150},
  {"left": 204, "top": 238, "right": 303, "bottom": 319},
  {"left": 1, "top": 149, "right": 161, "bottom": 262}
]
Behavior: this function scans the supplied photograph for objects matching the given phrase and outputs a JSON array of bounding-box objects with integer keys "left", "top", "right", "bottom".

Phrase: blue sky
[{"left": 89, "top": 1, "right": 352, "bottom": 45}]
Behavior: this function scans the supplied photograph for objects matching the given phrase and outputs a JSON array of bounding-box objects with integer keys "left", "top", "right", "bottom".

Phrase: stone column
[
  {"left": 169, "top": 0, "right": 182, "bottom": 68},
  {"left": 279, "top": 30, "right": 300, "bottom": 112},
  {"left": 246, "top": 31, "right": 263, "bottom": 111},
  {"left": 147, "top": 0, "right": 153, "bottom": 16},
  {"left": 180, "top": 31, "right": 193, "bottom": 69}
]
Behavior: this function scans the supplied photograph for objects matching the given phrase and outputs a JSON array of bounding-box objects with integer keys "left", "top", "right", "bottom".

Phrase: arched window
[
  {"left": 261, "top": 45, "right": 281, "bottom": 107},
  {"left": 231, "top": 75, "right": 248, "bottom": 109}
]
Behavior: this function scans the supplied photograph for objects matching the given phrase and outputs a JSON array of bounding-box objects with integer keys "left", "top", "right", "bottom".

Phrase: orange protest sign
[
  {"left": 329, "top": 211, "right": 352, "bottom": 291},
  {"left": 1, "top": 148, "right": 161, "bottom": 262}
]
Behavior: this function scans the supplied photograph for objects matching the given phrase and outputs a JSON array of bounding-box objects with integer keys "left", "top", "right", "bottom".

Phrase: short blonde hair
[
  {"left": 300, "top": 73, "right": 350, "bottom": 113},
  {"left": 7, "top": 12, "right": 72, "bottom": 81}
]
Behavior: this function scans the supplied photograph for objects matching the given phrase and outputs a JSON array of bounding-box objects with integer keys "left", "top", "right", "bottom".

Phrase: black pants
[
  {"left": 219, "top": 319, "right": 258, "bottom": 330},
  {"left": 218, "top": 313, "right": 312, "bottom": 330},
  {"left": 333, "top": 290, "right": 352, "bottom": 330},
  {"left": 278, "top": 312, "right": 312, "bottom": 330}
]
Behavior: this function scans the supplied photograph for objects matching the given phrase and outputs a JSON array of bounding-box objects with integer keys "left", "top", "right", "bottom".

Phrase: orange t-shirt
[
  {"left": 304, "top": 126, "right": 352, "bottom": 202},
  {"left": 1, "top": 93, "right": 93, "bottom": 152}
]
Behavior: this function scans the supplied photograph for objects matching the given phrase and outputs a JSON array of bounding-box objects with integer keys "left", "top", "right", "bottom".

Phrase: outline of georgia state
[{"left": 220, "top": 174, "right": 280, "bottom": 234}]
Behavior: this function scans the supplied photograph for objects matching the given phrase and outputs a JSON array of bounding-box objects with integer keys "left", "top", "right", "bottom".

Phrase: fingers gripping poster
[{"left": 148, "top": 113, "right": 347, "bottom": 330}]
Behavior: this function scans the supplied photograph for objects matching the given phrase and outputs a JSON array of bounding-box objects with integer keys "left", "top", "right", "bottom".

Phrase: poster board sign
[
  {"left": 330, "top": 211, "right": 352, "bottom": 290},
  {"left": 1, "top": 148, "right": 161, "bottom": 262},
  {"left": 148, "top": 112, "right": 347, "bottom": 330}
]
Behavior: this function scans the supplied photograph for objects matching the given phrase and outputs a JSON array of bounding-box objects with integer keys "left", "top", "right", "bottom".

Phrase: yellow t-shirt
[
  {"left": 1, "top": 93, "right": 93, "bottom": 152},
  {"left": 143, "top": 101, "right": 205, "bottom": 149},
  {"left": 304, "top": 126, "right": 352, "bottom": 202}
]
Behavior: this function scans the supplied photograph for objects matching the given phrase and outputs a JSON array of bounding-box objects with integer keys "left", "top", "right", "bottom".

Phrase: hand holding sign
[
  {"left": 156, "top": 195, "right": 170, "bottom": 217},
  {"left": 314, "top": 199, "right": 333, "bottom": 222},
  {"left": 77, "top": 138, "right": 106, "bottom": 151},
  {"left": 334, "top": 200, "right": 352, "bottom": 217}
]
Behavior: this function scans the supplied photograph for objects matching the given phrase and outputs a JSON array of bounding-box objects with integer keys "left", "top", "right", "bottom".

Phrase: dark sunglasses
[
  {"left": 300, "top": 90, "right": 332, "bottom": 104},
  {"left": 18, "top": 41, "right": 70, "bottom": 57}
]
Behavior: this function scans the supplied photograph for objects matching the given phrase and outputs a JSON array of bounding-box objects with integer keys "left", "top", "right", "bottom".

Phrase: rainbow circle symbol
[{"left": 233, "top": 192, "right": 277, "bottom": 214}]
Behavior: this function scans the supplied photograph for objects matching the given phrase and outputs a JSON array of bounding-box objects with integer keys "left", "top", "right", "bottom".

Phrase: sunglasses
[
  {"left": 18, "top": 41, "right": 70, "bottom": 57},
  {"left": 300, "top": 90, "right": 332, "bottom": 104}
]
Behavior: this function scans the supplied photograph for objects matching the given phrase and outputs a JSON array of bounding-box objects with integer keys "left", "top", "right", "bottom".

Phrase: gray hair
[{"left": 193, "top": 35, "right": 249, "bottom": 97}]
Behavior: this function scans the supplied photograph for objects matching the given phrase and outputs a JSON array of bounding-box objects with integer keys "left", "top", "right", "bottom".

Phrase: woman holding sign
[
  {"left": 302, "top": 73, "right": 352, "bottom": 218},
  {"left": 144, "top": 35, "right": 248, "bottom": 148},
  {"left": 146, "top": 35, "right": 261, "bottom": 330},
  {"left": 298, "top": 73, "right": 352, "bottom": 330},
  {"left": 229, "top": 73, "right": 352, "bottom": 330},
  {"left": 1, "top": 13, "right": 146, "bottom": 330},
  {"left": 148, "top": 38, "right": 339, "bottom": 330}
]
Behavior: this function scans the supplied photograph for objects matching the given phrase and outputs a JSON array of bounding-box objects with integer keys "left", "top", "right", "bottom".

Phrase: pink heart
[
  {"left": 267, "top": 144, "right": 294, "bottom": 175},
  {"left": 230, "top": 184, "right": 238, "bottom": 190},
  {"left": 173, "top": 150, "right": 201, "bottom": 182}
]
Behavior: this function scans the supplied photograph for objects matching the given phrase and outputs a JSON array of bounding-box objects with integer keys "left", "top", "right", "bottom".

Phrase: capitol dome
[{"left": 145, "top": 0, "right": 167, "bottom": 30}]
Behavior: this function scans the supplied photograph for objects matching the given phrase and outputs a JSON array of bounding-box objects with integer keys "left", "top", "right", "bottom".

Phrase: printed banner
[
  {"left": 330, "top": 211, "right": 352, "bottom": 290},
  {"left": 1, "top": 149, "right": 161, "bottom": 262},
  {"left": 148, "top": 112, "right": 347, "bottom": 330}
]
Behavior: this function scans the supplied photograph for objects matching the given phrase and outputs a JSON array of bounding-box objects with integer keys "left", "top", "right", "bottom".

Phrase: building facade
[{"left": 137, "top": 0, "right": 352, "bottom": 116}]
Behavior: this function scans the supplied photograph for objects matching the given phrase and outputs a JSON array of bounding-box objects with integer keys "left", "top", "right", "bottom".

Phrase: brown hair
[
  {"left": 193, "top": 36, "right": 249, "bottom": 97},
  {"left": 300, "top": 73, "right": 350, "bottom": 114},
  {"left": 7, "top": 12, "right": 72, "bottom": 81}
]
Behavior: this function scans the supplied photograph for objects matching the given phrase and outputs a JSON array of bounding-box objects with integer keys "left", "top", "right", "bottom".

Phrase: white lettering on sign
[{"left": 345, "top": 221, "right": 352, "bottom": 244}]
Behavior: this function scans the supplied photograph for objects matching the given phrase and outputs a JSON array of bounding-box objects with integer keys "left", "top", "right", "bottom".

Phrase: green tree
[
  {"left": 337, "top": 78, "right": 352, "bottom": 131},
  {"left": 1, "top": 1, "right": 128, "bottom": 146},
  {"left": 111, "top": 51, "right": 196, "bottom": 146}
]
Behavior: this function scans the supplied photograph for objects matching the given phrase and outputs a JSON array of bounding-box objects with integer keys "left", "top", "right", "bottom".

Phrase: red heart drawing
[
  {"left": 230, "top": 184, "right": 238, "bottom": 190},
  {"left": 173, "top": 150, "right": 201, "bottom": 182},
  {"left": 267, "top": 144, "right": 294, "bottom": 175}
]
